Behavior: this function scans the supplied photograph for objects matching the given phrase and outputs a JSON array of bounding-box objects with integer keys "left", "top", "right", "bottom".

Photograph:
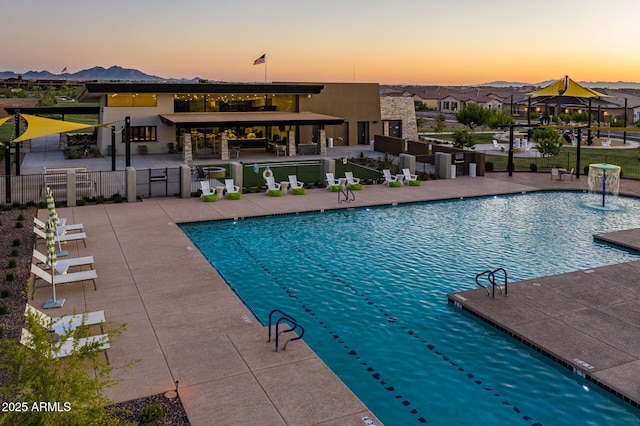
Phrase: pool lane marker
[{"left": 227, "top": 234, "right": 541, "bottom": 425}]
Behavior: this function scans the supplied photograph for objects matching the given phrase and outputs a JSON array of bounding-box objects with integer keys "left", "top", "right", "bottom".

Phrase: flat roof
[
  {"left": 79, "top": 82, "right": 325, "bottom": 101},
  {"left": 159, "top": 111, "right": 344, "bottom": 127}
]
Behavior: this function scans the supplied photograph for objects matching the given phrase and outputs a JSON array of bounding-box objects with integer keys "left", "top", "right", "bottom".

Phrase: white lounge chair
[
  {"left": 492, "top": 140, "right": 502, "bottom": 151},
  {"left": 199, "top": 180, "right": 215, "bottom": 197},
  {"left": 25, "top": 304, "right": 105, "bottom": 335},
  {"left": 34, "top": 217, "right": 83, "bottom": 234},
  {"left": 402, "top": 169, "right": 418, "bottom": 184},
  {"left": 30, "top": 263, "right": 98, "bottom": 299},
  {"left": 288, "top": 175, "right": 304, "bottom": 189},
  {"left": 565, "top": 168, "right": 575, "bottom": 181},
  {"left": 344, "top": 172, "right": 360, "bottom": 185},
  {"left": 32, "top": 249, "right": 94, "bottom": 272},
  {"left": 382, "top": 169, "right": 399, "bottom": 186},
  {"left": 265, "top": 176, "right": 281, "bottom": 193},
  {"left": 33, "top": 226, "right": 87, "bottom": 248},
  {"left": 224, "top": 179, "right": 240, "bottom": 195},
  {"left": 20, "top": 328, "right": 110, "bottom": 360},
  {"left": 325, "top": 173, "right": 345, "bottom": 189}
]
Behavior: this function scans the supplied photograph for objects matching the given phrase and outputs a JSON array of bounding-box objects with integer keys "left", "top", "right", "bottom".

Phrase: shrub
[
  {"left": 113, "top": 194, "right": 124, "bottom": 203},
  {"left": 76, "top": 199, "right": 86, "bottom": 206},
  {"left": 485, "top": 161, "right": 494, "bottom": 172},
  {"left": 96, "top": 195, "right": 106, "bottom": 204},
  {"left": 139, "top": 403, "right": 164, "bottom": 424},
  {"left": 10, "top": 249, "right": 18, "bottom": 257},
  {"left": 8, "top": 259, "right": 17, "bottom": 268},
  {"left": 0, "top": 305, "right": 8, "bottom": 315},
  {"left": 15, "top": 221, "right": 24, "bottom": 229},
  {"left": 12, "top": 239, "right": 20, "bottom": 247},
  {"left": 530, "top": 163, "right": 538, "bottom": 172},
  {"left": 0, "top": 289, "right": 9, "bottom": 298},
  {"left": 17, "top": 214, "right": 25, "bottom": 221},
  {"left": 6, "top": 272, "right": 14, "bottom": 282}
]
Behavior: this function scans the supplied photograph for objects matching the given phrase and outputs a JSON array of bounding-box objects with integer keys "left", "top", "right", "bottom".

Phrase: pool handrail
[
  {"left": 475, "top": 268, "right": 508, "bottom": 298},
  {"left": 268, "top": 308, "right": 305, "bottom": 352}
]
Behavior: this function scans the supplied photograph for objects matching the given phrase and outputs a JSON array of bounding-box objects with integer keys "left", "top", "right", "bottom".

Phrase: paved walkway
[{"left": 25, "top": 137, "right": 640, "bottom": 424}]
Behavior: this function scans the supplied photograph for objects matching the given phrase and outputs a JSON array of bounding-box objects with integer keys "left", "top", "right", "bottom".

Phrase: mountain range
[{"left": 2, "top": 66, "right": 640, "bottom": 89}]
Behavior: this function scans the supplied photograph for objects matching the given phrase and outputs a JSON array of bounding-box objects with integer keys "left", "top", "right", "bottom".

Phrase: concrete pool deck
[{"left": 28, "top": 170, "right": 640, "bottom": 424}]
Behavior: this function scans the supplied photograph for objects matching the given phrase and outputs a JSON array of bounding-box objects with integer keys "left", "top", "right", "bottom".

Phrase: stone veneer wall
[{"left": 380, "top": 96, "right": 419, "bottom": 141}]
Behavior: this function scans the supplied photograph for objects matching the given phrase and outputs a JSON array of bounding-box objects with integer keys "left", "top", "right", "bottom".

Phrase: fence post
[
  {"left": 180, "top": 165, "right": 191, "bottom": 198},
  {"left": 126, "top": 167, "right": 136, "bottom": 203},
  {"left": 67, "top": 170, "right": 77, "bottom": 207}
]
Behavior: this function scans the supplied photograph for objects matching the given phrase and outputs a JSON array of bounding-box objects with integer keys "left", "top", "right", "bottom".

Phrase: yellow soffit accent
[{"left": 13, "top": 114, "right": 98, "bottom": 143}]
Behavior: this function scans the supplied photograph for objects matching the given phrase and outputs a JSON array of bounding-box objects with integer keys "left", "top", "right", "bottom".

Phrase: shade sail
[
  {"left": 13, "top": 114, "right": 100, "bottom": 143},
  {"left": 0, "top": 116, "right": 12, "bottom": 127},
  {"left": 530, "top": 76, "right": 607, "bottom": 99}
]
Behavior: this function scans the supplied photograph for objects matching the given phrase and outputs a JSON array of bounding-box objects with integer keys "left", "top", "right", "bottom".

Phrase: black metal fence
[
  {"left": 0, "top": 170, "right": 127, "bottom": 205},
  {"left": 135, "top": 168, "right": 182, "bottom": 198}
]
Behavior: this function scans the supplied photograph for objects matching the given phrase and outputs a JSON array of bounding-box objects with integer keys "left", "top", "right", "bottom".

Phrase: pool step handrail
[
  {"left": 475, "top": 268, "right": 508, "bottom": 298},
  {"left": 338, "top": 186, "right": 355, "bottom": 204},
  {"left": 268, "top": 309, "right": 305, "bottom": 352}
]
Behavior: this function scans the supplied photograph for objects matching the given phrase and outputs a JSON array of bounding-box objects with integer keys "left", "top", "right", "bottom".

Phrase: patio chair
[
  {"left": 34, "top": 217, "right": 83, "bottom": 233},
  {"left": 402, "top": 169, "right": 418, "bottom": 184},
  {"left": 344, "top": 171, "right": 360, "bottom": 185},
  {"left": 199, "top": 180, "right": 215, "bottom": 197},
  {"left": 224, "top": 179, "right": 240, "bottom": 196},
  {"left": 565, "top": 168, "right": 575, "bottom": 181},
  {"left": 33, "top": 226, "right": 87, "bottom": 248},
  {"left": 30, "top": 263, "right": 98, "bottom": 299},
  {"left": 32, "top": 249, "right": 94, "bottom": 271},
  {"left": 325, "top": 173, "right": 345, "bottom": 190},
  {"left": 25, "top": 304, "right": 105, "bottom": 335},
  {"left": 288, "top": 175, "right": 304, "bottom": 189},
  {"left": 20, "top": 328, "right": 110, "bottom": 360},
  {"left": 492, "top": 140, "right": 503, "bottom": 151},
  {"left": 265, "top": 176, "right": 281, "bottom": 193},
  {"left": 382, "top": 169, "right": 399, "bottom": 186}
]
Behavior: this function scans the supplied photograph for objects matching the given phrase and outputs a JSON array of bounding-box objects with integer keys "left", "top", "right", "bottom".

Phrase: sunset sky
[{"left": 3, "top": 0, "right": 639, "bottom": 85}]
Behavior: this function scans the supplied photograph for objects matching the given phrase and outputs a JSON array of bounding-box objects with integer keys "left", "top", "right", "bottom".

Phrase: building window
[{"left": 128, "top": 126, "right": 157, "bottom": 142}]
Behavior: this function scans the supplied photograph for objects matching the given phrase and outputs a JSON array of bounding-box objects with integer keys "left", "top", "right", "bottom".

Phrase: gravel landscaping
[{"left": 0, "top": 206, "right": 190, "bottom": 425}]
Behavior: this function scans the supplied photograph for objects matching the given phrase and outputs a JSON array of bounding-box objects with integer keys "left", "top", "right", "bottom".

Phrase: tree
[
  {"left": 0, "top": 309, "right": 124, "bottom": 425},
  {"left": 452, "top": 129, "right": 475, "bottom": 149},
  {"left": 456, "top": 103, "right": 491, "bottom": 130},
  {"left": 433, "top": 113, "right": 446, "bottom": 134},
  {"left": 533, "top": 128, "right": 562, "bottom": 162},
  {"left": 488, "top": 110, "right": 516, "bottom": 129}
]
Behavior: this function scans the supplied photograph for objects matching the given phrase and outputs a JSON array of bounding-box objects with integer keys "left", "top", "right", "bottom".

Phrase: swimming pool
[{"left": 181, "top": 191, "right": 640, "bottom": 425}]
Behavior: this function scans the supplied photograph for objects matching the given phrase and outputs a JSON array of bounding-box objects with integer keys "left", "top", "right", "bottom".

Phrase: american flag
[{"left": 253, "top": 54, "right": 266, "bottom": 65}]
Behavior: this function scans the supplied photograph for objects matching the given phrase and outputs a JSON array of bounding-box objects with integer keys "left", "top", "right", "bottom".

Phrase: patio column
[
  {"left": 182, "top": 133, "right": 193, "bottom": 162},
  {"left": 319, "top": 129, "right": 327, "bottom": 155},
  {"left": 287, "top": 130, "right": 296, "bottom": 157},
  {"left": 220, "top": 132, "right": 230, "bottom": 160}
]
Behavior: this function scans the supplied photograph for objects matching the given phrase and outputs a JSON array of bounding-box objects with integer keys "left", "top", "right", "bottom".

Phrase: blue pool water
[{"left": 181, "top": 192, "right": 640, "bottom": 425}]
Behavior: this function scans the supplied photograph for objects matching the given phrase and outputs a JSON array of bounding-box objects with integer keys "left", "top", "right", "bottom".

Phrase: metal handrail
[
  {"left": 268, "top": 309, "right": 305, "bottom": 352},
  {"left": 475, "top": 268, "right": 508, "bottom": 298}
]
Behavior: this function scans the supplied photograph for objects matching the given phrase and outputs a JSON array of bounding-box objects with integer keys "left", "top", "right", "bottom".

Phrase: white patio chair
[
  {"left": 34, "top": 217, "right": 83, "bottom": 233},
  {"left": 265, "top": 176, "right": 281, "bottom": 193},
  {"left": 382, "top": 169, "right": 399, "bottom": 186},
  {"left": 20, "top": 328, "right": 110, "bottom": 360},
  {"left": 224, "top": 179, "right": 240, "bottom": 195},
  {"left": 402, "top": 168, "right": 418, "bottom": 184},
  {"left": 30, "top": 263, "right": 98, "bottom": 299},
  {"left": 32, "top": 249, "right": 94, "bottom": 271},
  {"left": 33, "top": 226, "right": 87, "bottom": 248},
  {"left": 344, "top": 171, "right": 360, "bottom": 185},
  {"left": 199, "top": 180, "right": 215, "bottom": 197},
  {"left": 288, "top": 175, "right": 304, "bottom": 189}
]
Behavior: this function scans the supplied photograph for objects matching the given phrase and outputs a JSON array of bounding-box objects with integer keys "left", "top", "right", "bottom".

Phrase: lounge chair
[
  {"left": 32, "top": 249, "right": 94, "bottom": 271},
  {"left": 344, "top": 171, "right": 360, "bottom": 185},
  {"left": 34, "top": 217, "right": 83, "bottom": 233},
  {"left": 402, "top": 169, "right": 418, "bottom": 184},
  {"left": 325, "top": 173, "right": 345, "bottom": 189},
  {"left": 20, "top": 328, "right": 110, "bottom": 360},
  {"left": 224, "top": 179, "right": 240, "bottom": 194},
  {"left": 565, "top": 168, "right": 575, "bottom": 181},
  {"left": 25, "top": 304, "right": 105, "bottom": 335},
  {"left": 199, "top": 180, "right": 215, "bottom": 197},
  {"left": 382, "top": 169, "right": 399, "bottom": 186},
  {"left": 492, "top": 140, "right": 503, "bottom": 151},
  {"left": 288, "top": 175, "right": 304, "bottom": 189},
  {"left": 33, "top": 226, "right": 87, "bottom": 248},
  {"left": 265, "top": 176, "right": 281, "bottom": 193},
  {"left": 30, "top": 263, "right": 98, "bottom": 299}
]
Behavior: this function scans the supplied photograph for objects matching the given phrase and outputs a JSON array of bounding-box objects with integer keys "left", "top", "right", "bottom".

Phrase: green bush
[
  {"left": 96, "top": 195, "right": 106, "bottom": 204},
  {"left": 15, "top": 221, "right": 24, "bottom": 229},
  {"left": 0, "top": 305, "right": 8, "bottom": 315},
  {"left": 10, "top": 249, "right": 17, "bottom": 257},
  {"left": 0, "top": 289, "right": 9, "bottom": 298},
  {"left": 8, "top": 259, "right": 16, "bottom": 268},
  {"left": 485, "top": 161, "right": 494, "bottom": 172},
  {"left": 17, "top": 214, "right": 25, "bottom": 221},
  {"left": 12, "top": 239, "right": 20, "bottom": 247},
  {"left": 76, "top": 199, "right": 86, "bottom": 206},
  {"left": 530, "top": 163, "right": 538, "bottom": 172},
  {"left": 6, "top": 272, "right": 14, "bottom": 282},
  {"left": 139, "top": 403, "right": 164, "bottom": 424}
]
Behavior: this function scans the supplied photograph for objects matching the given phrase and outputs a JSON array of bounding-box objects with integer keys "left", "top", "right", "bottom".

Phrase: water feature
[{"left": 587, "top": 163, "right": 621, "bottom": 209}]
